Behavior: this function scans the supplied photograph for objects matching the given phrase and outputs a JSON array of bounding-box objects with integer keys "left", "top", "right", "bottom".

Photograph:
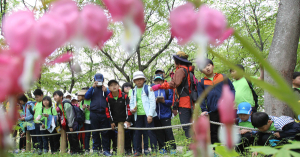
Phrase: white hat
[
  {"left": 71, "top": 97, "right": 77, "bottom": 101},
  {"left": 133, "top": 71, "right": 146, "bottom": 81},
  {"left": 64, "top": 92, "right": 72, "bottom": 97}
]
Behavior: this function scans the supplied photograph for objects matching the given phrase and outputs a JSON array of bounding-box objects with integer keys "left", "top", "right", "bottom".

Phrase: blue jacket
[
  {"left": 154, "top": 89, "right": 173, "bottom": 119},
  {"left": 85, "top": 86, "right": 110, "bottom": 114},
  {"left": 197, "top": 73, "right": 235, "bottom": 112},
  {"left": 129, "top": 83, "right": 157, "bottom": 121},
  {"left": 22, "top": 101, "right": 35, "bottom": 130}
]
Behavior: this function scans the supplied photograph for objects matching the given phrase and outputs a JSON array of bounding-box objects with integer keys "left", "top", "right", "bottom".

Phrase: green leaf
[
  {"left": 215, "top": 146, "right": 239, "bottom": 157},
  {"left": 248, "top": 146, "right": 278, "bottom": 155},
  {"left": 289, "top": 151, "right": 300, "bottom": 157},
  {"left": 275, "top": 149, "right": 291, "bottom": 157},
  {"left": 183, "top": 150, "right": 193, "bottom": 157}
]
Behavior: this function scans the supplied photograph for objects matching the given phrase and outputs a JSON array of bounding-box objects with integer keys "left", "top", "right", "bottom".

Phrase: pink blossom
[
  {"left": 34, "top": 14, "right": 67, "bottom": 58},
  {"left": 3, "top": 11, "right": 35, "bottom": 54},
  {"left": 170, "top": 3, "right": 198, "bottom": 45},
  {"left": 48, "top": 52, "right": 73, "bottom": 65},
  {"left": 49, "top": 0, "right": 79, "bottom": 39},
  {"left": 79, "top": 4, "right": 113, "bottom": 48},
  {"left": 218, "top": 84, "right": 238, "bottom": 150}
]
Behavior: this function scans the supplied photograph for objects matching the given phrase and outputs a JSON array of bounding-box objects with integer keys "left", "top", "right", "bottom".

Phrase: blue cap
[
  {"left": 94, "top": 73, "right": 104, "bottom": 82},
  {"left": 154, "top": 74, "right": 164, "bottom": 81},
  {"left": 237, "top": 102, "right": 252, "bottom": 115}
]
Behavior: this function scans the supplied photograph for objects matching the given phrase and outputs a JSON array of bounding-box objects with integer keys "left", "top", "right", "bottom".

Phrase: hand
[
  {"left": 21, "top": 133, "right": 25, "bottom": 137},
  {"left": 42, "top": 124, "right": 45, "bottom": 129},
  {"left": 27, "top": 105, "right": 31, "bottom": 109},
  {"left": 82, "top": 104, "right": 87, "bottom": 110},
  {"left": 124, "top": 121, "right": 130, "bottom": 128},
  {"left": 252, "top": 152, "right": 258, "bottom": 157},
  {"left": 240, "top": 129, "right": 250, "bottom": 135},
  {"left": 201, "top": 111, "right": 208, "bottom": 116},
  {"left": 43, "top": 114, "right": 49, "bottom": 118},
  {"left": 92, "top": 81, "right": 98, "bottom": 88},
  {"left": 147, "top": 116, "right": 153, "bottom": 124},
  {"left": 273, "top": 132, "right": 280, "bottom": 138},
  {"left": 159, "top": 98, "right": 165, "bottom": 103},
  {"left": 150, "top": 88, "right": 153, "bottom": 92},
  {"left": 102, "top": 85, "right": 107, "bottom": 92},
  {"left": 172, "top": 110, "right": 178, "bottom": 116},
  {"left": 20, "top": 117, "right": 25, "bottom": 121},
  {"left": 87, "top": 105, "right": 90, "bottom": 111},
  {"left": 111, "top": 123, "right": 116, "bottom": 130},
  {"left": 69, "top": 128, "right": 73, "bottom": 132}
]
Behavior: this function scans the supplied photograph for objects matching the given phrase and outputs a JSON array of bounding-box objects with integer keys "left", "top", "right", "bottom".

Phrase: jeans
[
  {"left": 34, "top": 123, "right": 43, "bottom": 150},
  {"left": 178, "top": 107, "right": 192, "bottom": 138},
  {"left": 134, "top": 115, "right": 157, "bottom": 153},
  {"left": 67, "top": 127, "right": 80, "bottom": 153},
  {"left": 41, "top": 130, "right": 49, "bottom": 152},
  {"left": 84, "top": 123, "right": 92, "bottom": 151},
  {"left": 90, "top": 112, "right": 110, "bottom": 152}
]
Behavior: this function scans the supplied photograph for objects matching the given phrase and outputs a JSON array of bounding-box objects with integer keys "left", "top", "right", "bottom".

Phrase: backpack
[
  {"left": 62, "top": 101, "right": 85, "bottom": 124},
  {"left": 246, "top": 80, "right": 259, "bottom": 112},
  {"left": 133, "top": 85, "right": 149, "bottom": 97},
  {"left": 182, "top": 68, "right": 198, "bottom": 102}
]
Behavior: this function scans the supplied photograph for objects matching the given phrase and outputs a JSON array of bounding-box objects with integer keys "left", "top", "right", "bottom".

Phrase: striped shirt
[{"left": 269, "top": 116, "right": 295, "bottom": 130}]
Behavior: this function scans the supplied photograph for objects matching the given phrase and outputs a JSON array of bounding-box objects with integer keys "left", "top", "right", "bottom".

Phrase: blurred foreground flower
[
  {"left": 103, "top": 0, "right": 145, "bottom": 56},
  {"left": 218, "top": 84, "right": 240, "bottom": 150},
  {"left": 170, "top": 3, "right": 233, "bottom": 69}
]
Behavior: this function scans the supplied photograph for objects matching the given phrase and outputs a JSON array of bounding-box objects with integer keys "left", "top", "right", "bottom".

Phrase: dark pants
[
  {"left": 28, "top": 130, "right": 38, "bottom": 150},
  {"left": 47, "top": 130, "right": 60, "bottom": 153},
  {"left": 131, "top": 121, "right": 149, "bottom": 152},
  {"left": 112, "top": 123, "right": 132, "bottom": 152},
  {"left": 236, "top": 132, "right": 255, "bottom": 153},
  {"left": 90, "top": 112, "right": 110, "bottom": 152},
  {"left": 84, "top": 123, "right": 92, "bottom": 151},
  {"left": 134, "top": 115, "right": 157, "bottom": 153},
  {"left": 178, "top": 107, "right": 191, "bottom": 138},
  {"left": 209, "top": 111, "right": 220, "bottom": 144},
  {"left": 154, "top": 117, "right": 176, "bottom": 150},
  {"left": 67, "top": 127, "right": 80, "bottom": 153},
  {"left": 41, "top": 130, "right": 49, "bottom": 152},
  {"left": 34, "top": 123, "right": 44, "bottom": 150},
  {"left": 19, "top": 129, "right": 26, "bottom": 150}
]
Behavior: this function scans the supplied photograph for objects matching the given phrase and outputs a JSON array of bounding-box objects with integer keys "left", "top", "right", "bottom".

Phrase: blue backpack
[{"left": 133, "top": 85, "right": 149, "bottom": 97}]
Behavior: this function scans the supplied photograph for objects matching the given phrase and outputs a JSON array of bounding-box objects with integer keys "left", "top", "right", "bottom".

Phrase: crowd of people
[{"left": 11, "top": 51, "right": 300, "bottom": 156}]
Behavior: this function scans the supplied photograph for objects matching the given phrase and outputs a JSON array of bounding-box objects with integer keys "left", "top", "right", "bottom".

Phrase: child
[
  {"left": 78, "top": 88, "right": 92, "bottom": 154},
  {"left": 198, "top": 59, "right": 235, "bottom": 144},
  {"left": 230, "top": 64, "right": 263, "bottom": 112},
  {"left": 18, "top": 94, "right": 37, "bottom": 152},
  {"left": 152, "top": 74, "right": 176, "bottom": 154},
  {"left": 130, "top": 71, "right": 157, "bottom": 156},
  {"left": 40, "top": 96, "right": 60, "bottom": 154},
  {"left": 84, "top": 73, "right": 111, "bottom": 156},
  {"left": 236, "top": 102, "right": 256, "bottom": 153},
  {"left": 106, "top": 80, "right": 132, "bottom": 155},
  {"left": 53, "top": 90, "right": 80, "bottom": 155},
  {"left": 292, "top": 72, "right": 300, "bottom": 91},
  {"left": 32, "top": 89, "right": 45, "bottom": 155},
  {"left": 251, "top": 112, "right": 300, "bottom": 146}
]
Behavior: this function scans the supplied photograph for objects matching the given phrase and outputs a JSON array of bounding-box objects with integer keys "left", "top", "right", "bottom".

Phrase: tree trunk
[{"left": 264, "top": 0, "right": 300, "bottom": 117}]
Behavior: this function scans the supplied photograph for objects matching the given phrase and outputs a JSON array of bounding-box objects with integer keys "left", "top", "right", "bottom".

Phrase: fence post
[
  {"left": 26, "top": 130, "right": 31, "bottom": 152},
  {"left": 117, "top": 122, "right": 125, "bottom": 156},
  {"left": 60, "top": 129, "right": 67, "bottom": 153}
]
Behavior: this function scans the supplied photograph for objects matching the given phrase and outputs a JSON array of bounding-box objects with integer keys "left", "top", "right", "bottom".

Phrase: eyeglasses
[{"left": 124, "top": 86, "right": 131, "bottom": 89}]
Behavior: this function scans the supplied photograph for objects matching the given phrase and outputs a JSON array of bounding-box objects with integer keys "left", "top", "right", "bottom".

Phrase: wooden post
[
  {"left": 60, "top": 129, "right": 67, "bottom": 153},
  {"left": 26, "top": 131, "right": 31, "bottom": 152},
  {"left": 117, "top": 122, "right": 124, "bottom": 156}
]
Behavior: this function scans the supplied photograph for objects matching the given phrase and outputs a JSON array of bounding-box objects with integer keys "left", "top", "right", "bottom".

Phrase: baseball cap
[
  {"left": 237, "top": 102, "right": 252, "bottom": 115},
  {"left": 155, "top": 68, "right": 165, "bottom": 74},
  {"left": 133, "top": 71, "right": 146, "bottom": 81},
  {"left": 94, "top": 73, "right": 104, "bottom": 82},
  {"left": 108, "top": 80, "right": 119, "bottom": 86},
  {"left": 154, "top": 74, "right": 164, "bottom": 81}
]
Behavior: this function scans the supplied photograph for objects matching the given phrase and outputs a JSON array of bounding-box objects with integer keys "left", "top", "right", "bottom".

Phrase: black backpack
[
  {"left": 182, "top": 68, "right": 198, "bottom": 103},
  {"left": 62, "top": 101, "right": 85, "bottom": 124},
  {"left": 246, "top": 80, "right": 259, "bottom": 112}
]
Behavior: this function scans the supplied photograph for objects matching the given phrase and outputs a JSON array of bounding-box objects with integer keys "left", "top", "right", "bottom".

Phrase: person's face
[
  {"left": 154, "top": 79, "right": 164, "bottom": 85},
  {"left": 71, "top": 100, "right": 78, "bottom": 104},
  {"left": 238, "top": 114, "right": 250, "bottom": 122},
  {"left": 18, "top": 100, "right": 25, "bottom": 105},
  {"left": 77, "top": 95, "right": 83, "bottom": 101},
  {"left": 123, "top": 86, "right": 131, "bottom": 94},
  {"left": 156, "top": 71, "right": 166, "bottom": 78},
  {"left": 257, "top": 120, "right": 272, "bottom": 132},
  {"left": 109, "top": 83, "right": 119, "bottom": 92},
  {"left": 66, "top": 95, "right": 71, "bottom": 100},
  {"left": 293, "top": 76, "right": 300, "bottom": 86},
  {"left": 43, "top": 99, "right": 50, "bottom": 107},
  {"left": 230, "top": 70, "right": 242, "bottom": 80},
  {"left": 53, "top": 94, "right": 62, "bottom": 103},
  {"left": 34, "top": 95, "right": 43, "bottom": 102},
  {"left": 201, "top": 64, "right": 214, "bottom": 76},
  {"left": 134, "top": 78, "right": 145, "bottom": 87}
]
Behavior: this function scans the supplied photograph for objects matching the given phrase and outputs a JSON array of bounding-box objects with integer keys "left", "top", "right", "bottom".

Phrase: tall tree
[{"left": 264, "top": 0, "right": 300, "bottom": 117}]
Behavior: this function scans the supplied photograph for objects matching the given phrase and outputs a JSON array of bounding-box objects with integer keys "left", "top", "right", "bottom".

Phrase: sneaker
[
  {"left": 160, "top": 149, "right": 167, "bottom": 154},
  {"left": 103, "top": 151, "right": 112, "bottom": 156},
  {"left": 144, "top": 150, "right": 151, "bottom": 156},
  {"left": 170, "top": 149, "right": 176, "bottom": 155},
  {"left": 125, "top": 149, "right": 132, "bottom": 155},
  {"left": 134, "top": 152, "right": 142, "bottom": 156}
]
